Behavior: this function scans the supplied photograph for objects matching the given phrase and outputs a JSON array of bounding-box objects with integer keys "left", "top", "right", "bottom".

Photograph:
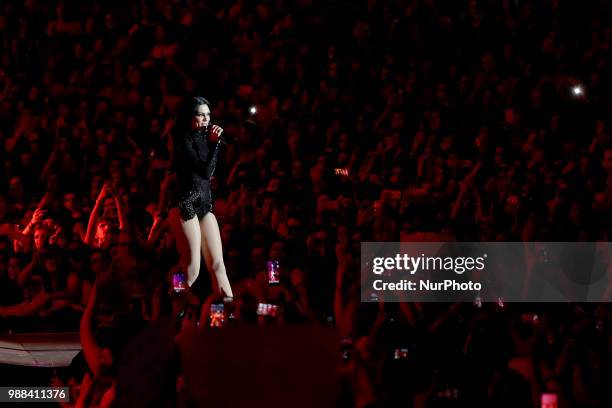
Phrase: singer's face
[{"left": 192, "top": 104, "right": 211, "bottom": 131}]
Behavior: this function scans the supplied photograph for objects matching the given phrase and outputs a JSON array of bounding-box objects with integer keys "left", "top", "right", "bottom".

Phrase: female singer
[{"left": 169, "top": 96, "right": 233, "bottom": 297}]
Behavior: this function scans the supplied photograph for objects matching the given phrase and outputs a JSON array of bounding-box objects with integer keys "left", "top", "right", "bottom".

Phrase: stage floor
[{"left": 0, "top": 332, "right": 80, "bottom": 367}]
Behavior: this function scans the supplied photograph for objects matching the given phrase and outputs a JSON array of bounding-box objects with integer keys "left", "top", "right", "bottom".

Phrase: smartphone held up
[
  {"left": 541, "top": 393, "right": 558, "bottom": 408},
  {"left": 209, "top": 303, "right": 225, "bottom": 328},
  {"left": 268, "top": 260, "right": 280, "bottom": 286},
  {"left": 173, "top": 272, "right": 187, "bottom": 294}
]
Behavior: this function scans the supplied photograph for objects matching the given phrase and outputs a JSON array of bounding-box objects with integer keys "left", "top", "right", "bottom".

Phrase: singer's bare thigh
[
  {"left": 199, "top": 212, "right": 224, "bottom": 271},
  {"left": 169, "top": 207, "right": 189, "bottom": 268},
  {"left": 181, "top": 214, "right": 202, "bottom": 285}
]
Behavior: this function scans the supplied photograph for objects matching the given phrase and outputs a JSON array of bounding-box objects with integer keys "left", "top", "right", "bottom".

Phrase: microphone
[{"left": 204, "top": 123, "right": 229, "bottom": 145}]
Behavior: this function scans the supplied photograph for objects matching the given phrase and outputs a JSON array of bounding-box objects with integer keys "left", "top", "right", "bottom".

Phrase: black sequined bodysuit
[{"left": 173, "top": 130, "right": 221, "bottom": 221}]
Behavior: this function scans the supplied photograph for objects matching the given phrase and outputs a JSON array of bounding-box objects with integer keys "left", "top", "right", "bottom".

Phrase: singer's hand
[{"left": 208, "top": 124, "right": 224, "bottom": 143}]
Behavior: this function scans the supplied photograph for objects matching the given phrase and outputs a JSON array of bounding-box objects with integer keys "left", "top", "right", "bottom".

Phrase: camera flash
[
  {"left": 249, "top": 105, "right": 257, "bottom": 115},
  {"left": 571, "top": 85, "right": 584, "bottom": 96}
]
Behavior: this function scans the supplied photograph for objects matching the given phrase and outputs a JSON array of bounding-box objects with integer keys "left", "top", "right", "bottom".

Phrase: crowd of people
[{"left": 0, "top": 0, "right": 611, "bottom": 406}]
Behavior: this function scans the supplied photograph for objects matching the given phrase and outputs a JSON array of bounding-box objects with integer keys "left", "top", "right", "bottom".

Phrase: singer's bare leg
[
  {"left": 200, "top": 213, "right": 233, "bottom": 297},
  {"left": 168, "top": 208, "right": 201, "bottom": 307},
  {"left": 179, "top": 215, "right": 202, "bottom": 287},
  {"left": 169, "top": 208, "right": 189, "bottom": 272}
]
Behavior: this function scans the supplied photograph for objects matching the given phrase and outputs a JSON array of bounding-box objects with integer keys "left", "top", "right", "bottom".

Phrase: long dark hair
[
  {"left": 176, "top": 96, "right": 211, "bottom": 136},
  {"left": 190, "top": 96, "right": 210, "bottom": 114}
]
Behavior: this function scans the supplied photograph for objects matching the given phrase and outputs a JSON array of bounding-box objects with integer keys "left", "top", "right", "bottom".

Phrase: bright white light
[
  {"left": 572, "top": 86, "right": 584, "bottom": 96},
  {"left": 249, "top": 105, "right": 257, "bottom": 115}
]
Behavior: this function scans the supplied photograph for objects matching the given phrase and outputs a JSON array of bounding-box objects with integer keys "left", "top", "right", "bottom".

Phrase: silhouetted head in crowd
[{"left": 94, "top": 217, "right": 113, "bottom": 249}]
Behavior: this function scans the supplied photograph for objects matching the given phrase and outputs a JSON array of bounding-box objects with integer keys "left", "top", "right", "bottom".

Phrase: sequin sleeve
[{"left": 203, "top": 140, "right": 221, "bottom": 179}]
